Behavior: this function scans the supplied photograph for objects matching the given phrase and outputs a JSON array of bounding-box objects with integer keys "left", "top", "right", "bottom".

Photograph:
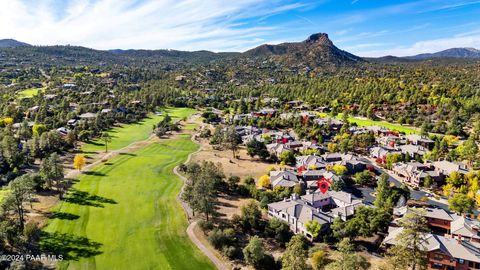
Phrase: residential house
[
  {"left": 302, "top": 170, "right": 341, "bottom": 191},
  {"left": 393, "top": 206, "right": 480, "bottom": 243},
  {"left": 267, "top": 196, "right": 332, "bottom": 240},
  {"left": 270, "top": 170, "right": 301, "bottom": 188},
  {"left": 406, "top": 134, "right": 435, "bottom": 150},
  {"left": 451, "top": 217, "right": 480, "bottom": 243},
  {"left": 313, "top": 118, "right": 344, "bottom": 130},
  {"left": 384, "top": 226, "right": 480, "bottom": 270},
  {"left": 268, "top": 191, "right": 363, "bottom": 239},
  {"left": 267, "top": 143, "right": 292, "bottom": 157},
  {"left": 67, "top": 119, "right": 78, "bottom": 127},
  {"left": 432, "top": 160, "right": 469, "bottom": 176},
  {"left": 79, "top": 112, "right": 97, "bottom": 119},
  {"left": 398, "top": 144, "right": 428, "bottom": 158},
  {"left": 376, "top": 135, "right": 402, "bottom": 148},
  {"left": 56, "top": 127, "right": 70, "bottom": 136},
  {"left": 392, "top": 162, "right": 442, "bottom": 187},
  {"left": 319, "top": 153, "right": 366, "bottom": 174},
  {"left": 296, "top": 155, "right": 327, "bottom": 170},
  {"left": 369, "top": 146, "right": 400, "bottom": 164}
]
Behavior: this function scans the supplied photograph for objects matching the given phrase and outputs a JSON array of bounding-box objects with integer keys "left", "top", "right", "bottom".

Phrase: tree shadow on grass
[
  {"left": 86, "top": 141, "right": 105, "bottom": 146},
  {"left": 81, "top": 151, "right": 99, "bottom": 155},
  {"left": 83, "top": 171, "right": 107, "bottom": 177},
  {"left": 40, "top": 231, "right": 103, "bottom": 261},
  {"left": 48, "top": 212, "right": 80, "bottom": 220},
  {"left": 63, "top": 189, "right": 117, "bottom": 208},
  {"left": 119, "top": 152, "right": 136, "bottom": 156}
]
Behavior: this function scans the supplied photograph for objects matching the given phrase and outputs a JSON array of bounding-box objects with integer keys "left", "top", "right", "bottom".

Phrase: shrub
[
  {"left": 244, "top": 176, "right": 256, "bottom": 185},
  {"left": 310, "top": 250, "right": 328, "bottom": 270},
  {"left": 222, "top": 245, "right": 238, "bottom": 259},
  {"left": 231, "top": 214, "right": 242, "bottom": 228},
  {"left": 208, "top": 228, "right": 237, "bottom": 250},
  {"left": 198, "top": 220, "right": 214, "bottom": 232},
  {"left": 266, "top": 218, "right": 292, "bottom": 244},
  {"left": 208, "top": 229, "right": 225, "bottom": 249}
]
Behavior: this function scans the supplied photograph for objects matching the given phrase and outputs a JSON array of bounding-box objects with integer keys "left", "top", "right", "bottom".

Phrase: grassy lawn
[
  {"left": 81, "top": 107, "right": 196, "bottom": 154},
  {"left": 17, "top": 87, "right": 45, "bottom": 98},
  {"left": 42, "top": 135, "right": 214, "bottom": 270},
  {"left": 318, "top": 112, "right": 420, "bottom": 134}
]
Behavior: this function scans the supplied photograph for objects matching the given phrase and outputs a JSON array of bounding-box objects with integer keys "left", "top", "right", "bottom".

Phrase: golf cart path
[{"left": 173, "top": 119, "right": 230, "bottom": 270}]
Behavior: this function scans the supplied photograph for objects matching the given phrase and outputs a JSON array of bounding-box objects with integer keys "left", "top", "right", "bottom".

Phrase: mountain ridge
[
  {"left": 244, "top": 33, "right": 364, "bottom": 65},
  {"left": 0, "top": 33, "right": 363, "bottom": 67},
  {"left": 404, "top": 47, "right": 480, "bottom": 60},
  {"left": 0, "top": 39, "right": 31, "bottom": 48}
]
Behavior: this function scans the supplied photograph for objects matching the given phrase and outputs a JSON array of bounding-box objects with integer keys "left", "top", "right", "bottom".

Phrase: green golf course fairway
[
  {"left": 81, "top": 107, "right": 196, "bottom": 154},
  {"left": 318, "top": 112, "right": 420, "bottom": 134},
  {"left": 42, "top": 135, "right": 214, "bottom": 270},
  {"left": 17, "top": 87, "right": 45, "bottom": 98}
]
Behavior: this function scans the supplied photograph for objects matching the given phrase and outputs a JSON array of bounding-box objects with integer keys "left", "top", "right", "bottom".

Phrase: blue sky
[{"left": 0, "top": 0, "right": 479, "bottom": 56}]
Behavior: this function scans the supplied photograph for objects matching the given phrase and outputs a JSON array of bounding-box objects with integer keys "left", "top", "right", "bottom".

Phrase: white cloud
[
  {"left": 0, "top": 0, "right": 308, "bottom": 51},
  {"left": 418, "top": 0, "right": 480, "bottom": 13},
  {"left": 354, "top": 33, "right": 480, "bottom": 57}
]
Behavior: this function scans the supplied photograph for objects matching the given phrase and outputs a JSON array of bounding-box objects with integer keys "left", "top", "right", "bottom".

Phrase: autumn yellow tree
[
  {"left": 327, "top": 143, "right": 338, "bottom": 153},
  {"left": 332, "top": 164, "right": 348, "bottom": 175},
  {"left": 258, "top": 175, "right": 271, "bottom": 188},
  {"left": 73, "top": 154, "right": 86, "bottom": 171},
  {"left": 2, "top": 117, "right": 13, "bottom": 126},
  {"left": 267, "top": 165, "right": 277, "bottom": 173}
]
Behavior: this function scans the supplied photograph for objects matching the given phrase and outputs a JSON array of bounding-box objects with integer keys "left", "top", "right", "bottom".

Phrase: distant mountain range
[
  {"left": 0, "top": 35, "right": 479, "bottom": 67},
  {"left": 0, "top": 39, "right": 31, "bottom": 48},
  {"left": 0, "top": 34, "right": 364, "bottom": 67},
  {"left": 405, "top": 47, "right": 480, "bottom": 60}
]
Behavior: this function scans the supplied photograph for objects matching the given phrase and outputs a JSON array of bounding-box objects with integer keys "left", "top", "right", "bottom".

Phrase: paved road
[
  {"left": 354, "top": 157, "right": 450, "bottom": 210},
  {"left": 174, "top": 117, "right": 230, "bottom": 270},
  {"left": 187, "top": 222, "right": 230, "bottom": 270}
]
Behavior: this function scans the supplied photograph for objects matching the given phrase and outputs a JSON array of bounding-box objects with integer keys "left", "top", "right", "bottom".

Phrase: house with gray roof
[
  {"left": 451, "top": 216, "right": 480, "bottom": 243},
  {"left": 296, "top": 155, "right": 327, "bottom": 170},
  {"left": 267, "top": 195, "right": 332, "bottom": 240},
  {"left": 384, "top": 226, "right": 480, "bottom": 269},
  {"left": 268, "top": 190, "right": 364, "bottom": 240},
  {"left": 392, "top": 162, "right": 443, "bottom": 187},
  {"left": 269, "top": 170, "right": 300, "bottom": 188},
  {"left": 398, "top": 144, "right": 427, "bottom": 157},
  {"left": 406, "top": 134, "right": 435, "bottom": 149},
  {"left": 432, "top": 160, "right": 469, "bottom": 176},
  {"left": 267, "top": 143, "right": 292, "bottom": 157}
]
